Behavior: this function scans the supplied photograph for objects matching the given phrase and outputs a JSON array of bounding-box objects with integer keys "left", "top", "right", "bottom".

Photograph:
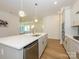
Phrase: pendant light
[
  {"left": 34, "top": 3, "right": 38, "bottom": 23},
  {"left": 34, "top": 18, "right": 38, "bottom": 22},
  {"left": 54, "top": 1, "right": 58, "bottom": 5},
  {"left": 19, "top": 0, "right": 26, "bottom": 17},
  {"left": 19, "top": 10, "right": 25, "bottom": 17}
]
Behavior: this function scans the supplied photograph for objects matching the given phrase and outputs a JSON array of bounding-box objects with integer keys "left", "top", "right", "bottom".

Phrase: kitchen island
[{"left": 0, "top": 33, "right": 48, "bottom": 59}]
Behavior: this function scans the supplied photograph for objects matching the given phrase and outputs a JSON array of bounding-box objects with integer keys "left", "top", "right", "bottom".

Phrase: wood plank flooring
[{"left": 41, "top": 39, "right": 69, "bottom": 59}]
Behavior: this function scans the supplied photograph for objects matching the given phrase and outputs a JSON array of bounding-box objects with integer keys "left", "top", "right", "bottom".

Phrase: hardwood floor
[{"left": 40, "top": 39, "right": 69, "bottom": 59}]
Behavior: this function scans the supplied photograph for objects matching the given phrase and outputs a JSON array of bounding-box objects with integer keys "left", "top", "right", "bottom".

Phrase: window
[{"left": 20, "top": 24, "right": 30, "bottom": 33}]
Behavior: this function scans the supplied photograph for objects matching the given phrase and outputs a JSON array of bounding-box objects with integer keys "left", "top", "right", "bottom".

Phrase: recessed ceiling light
[{"left": 54, "top": 1, "right": 58, "bottom": 5}]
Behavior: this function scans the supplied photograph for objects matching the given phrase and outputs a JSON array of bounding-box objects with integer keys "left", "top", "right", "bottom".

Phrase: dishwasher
[{"left": 23, "top": 40, "right": 38, "bottom": 59}]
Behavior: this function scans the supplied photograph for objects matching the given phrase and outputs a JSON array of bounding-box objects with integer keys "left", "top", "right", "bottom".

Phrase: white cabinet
[
  {"left": 38, "top": 37, "right": 44, "bottom": 58},
  {"left": 72, "top": 13, "right": 79, "bottom": 26},
  {"left": 63, "top": 36, "right": 77, "bottom": 59},
  {"left": 0, "top": 44, "right": 23, "bottom": 59},
  {"left": 72, "top": 0, "right": 79, "bottom": 26},
  {"left": 38, "top": 34, "right": 48, "bottom": 58}
]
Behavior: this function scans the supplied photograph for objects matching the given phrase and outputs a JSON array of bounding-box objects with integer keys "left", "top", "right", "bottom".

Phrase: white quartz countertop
[
  {"left": 65, "top": 34, "right": 79, "bottom": 44},
  {"left": 0, "top": 33, "right": 47, "bottom": 49}
]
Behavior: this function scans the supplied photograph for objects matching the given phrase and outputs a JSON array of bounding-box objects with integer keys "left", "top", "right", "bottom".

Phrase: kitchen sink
[
  {"left": 32, "top": 34, "right": 41, "bottom": 37},
  {"left": 73, "top": 36, "right": 79, "bottom": 40}
]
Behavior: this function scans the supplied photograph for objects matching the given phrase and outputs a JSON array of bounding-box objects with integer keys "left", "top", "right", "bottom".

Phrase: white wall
[
  {"left": 43, "top": 15, "right": 60, "bottom": 39},
  {"left": 0, "top": 11, "right": 20, "bottom": 37}
]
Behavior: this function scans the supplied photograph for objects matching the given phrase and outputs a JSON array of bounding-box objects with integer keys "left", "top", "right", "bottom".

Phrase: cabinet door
[
  {"left": 68, "top": 39, "right": 77, "bottom": 59},
  {"left": 72, "top": 14, "right": 79, "bottom": 26},
  {"left": 64, "top": 36, "right": 77, "bottom": 59},
  {"left": 38, "top": 34, "right": 48, "bottom": 58},
  {"left": 0, "top": 44, "right": 23, "bottom": 59},
  {"left": 63, "top": 36, "right": 67, "bottom": 49},
  {"left": 74, "top": 42, "right": 79, "bottom": 59},
  {"left": 43, "top": 34, "right": 48, "bottom": 49},
  {"left": 38, "top": 37, "right": 44, "bottom": 58}
]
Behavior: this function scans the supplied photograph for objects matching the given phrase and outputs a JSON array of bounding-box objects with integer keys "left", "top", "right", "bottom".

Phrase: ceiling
[{"left": 0, "top": 0, "right": 77, "bottom": 18}]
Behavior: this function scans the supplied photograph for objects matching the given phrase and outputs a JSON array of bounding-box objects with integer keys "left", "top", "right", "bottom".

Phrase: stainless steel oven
[{"left": 23, "top": 40, "right": 38, "bottom": 59}]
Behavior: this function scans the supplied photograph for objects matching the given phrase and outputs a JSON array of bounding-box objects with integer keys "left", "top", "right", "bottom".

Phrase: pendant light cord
[
  {"left": 19, "top": 0, "right": 26, "bottom": 17},
  {"left": 34, "top": 2, "right": 38, "bottom": 19},
  {"left": 20, "top": 0, "right": 23, "bottom": 10}
]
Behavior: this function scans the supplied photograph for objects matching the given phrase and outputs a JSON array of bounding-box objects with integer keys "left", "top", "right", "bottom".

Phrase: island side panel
[
  {"left": 38, "top": 34, "right": 48, "bottom": 58},
  {"left": 0, "top": 44, "right": 23, "bottom": 59}
]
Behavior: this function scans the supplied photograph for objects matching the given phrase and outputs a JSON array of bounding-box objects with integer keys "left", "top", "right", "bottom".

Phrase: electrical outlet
[{"left": 1, "top": 48, "right": 4, "bottom": 55}]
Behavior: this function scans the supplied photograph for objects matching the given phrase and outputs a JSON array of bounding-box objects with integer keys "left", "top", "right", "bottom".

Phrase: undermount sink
[
  {"left": 32, "top": 34, "right": 41, "bottom": 37},
  {"left": 73, "top": 36, "right": 79, "bottom": 40}
]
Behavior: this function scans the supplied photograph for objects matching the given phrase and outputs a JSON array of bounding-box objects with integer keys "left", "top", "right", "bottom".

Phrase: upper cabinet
[
  {"left": 72, "top": 12, "right": 79, "bottom": 27},
  {"left": 72, "top": 0, "right": 79, "bottom": 27}
]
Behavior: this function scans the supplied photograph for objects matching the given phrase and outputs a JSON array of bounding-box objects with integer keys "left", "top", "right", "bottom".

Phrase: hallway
[{"left": 41, "top": 39, "right": 69, "bottom": 59}]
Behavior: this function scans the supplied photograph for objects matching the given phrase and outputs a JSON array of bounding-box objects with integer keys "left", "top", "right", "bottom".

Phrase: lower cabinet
[
  {"left": 38, "top": 34, "right": 48, "bottom": 58},
  {"left": 63, "top": 36, "right": 78, "bottom": 59},
  {"left": 0, "top": 44, "right": 23, "bottom": 59}
]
